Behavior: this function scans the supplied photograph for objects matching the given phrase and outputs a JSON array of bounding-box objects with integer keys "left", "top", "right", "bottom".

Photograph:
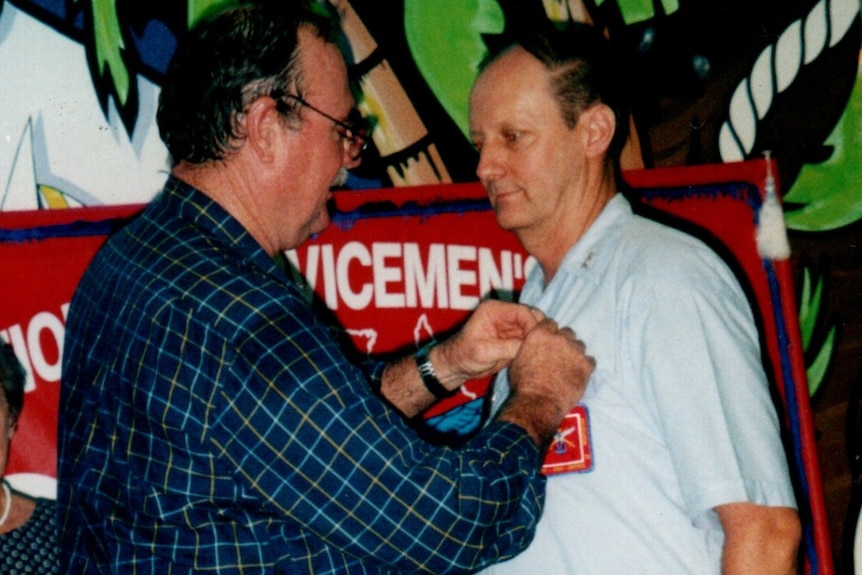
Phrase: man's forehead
[
  {"left": 297, "top": 29, "right": 350, "bottom": 93},
  {"left": 486, "top": 47, "right": 545, "bottom": 76},
  {"left": 476, "top": 53, "right": 552, "bottom": 104},
  {"left": 473, "top": 53, "right": 553, "bottom": 105}
]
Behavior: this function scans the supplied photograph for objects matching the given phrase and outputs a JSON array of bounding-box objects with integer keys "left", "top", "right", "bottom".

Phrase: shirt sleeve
[
  {"left": 624, "top": 242, "right": 797, "bottom": 527},
  {"left": 210, "top": 297, "right": 546, "bottom": 573}
]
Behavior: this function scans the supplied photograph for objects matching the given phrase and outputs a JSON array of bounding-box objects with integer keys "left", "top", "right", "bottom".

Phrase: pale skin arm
[
  {"left": 493, "top": 318, "right": 594, "bottom": 449},
  {"left": 380, "top": 299, "right": 543, "bottom": 418},
  {"left": 380, "top": 299, "right": 594, "bottom": 448},
  {"left": 718, "top": 502, "right": 801, "bottom": 575}
]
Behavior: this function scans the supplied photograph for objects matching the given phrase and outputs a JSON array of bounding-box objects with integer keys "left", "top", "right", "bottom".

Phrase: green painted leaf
[
  {"left": 405, "top": 0, "right": 504, "bottom": 141},
  {"left": 807, "top": 326, "right": 835, "bottom": 396},
  {"left": 797, "top": 267, "right": 824, "bottom": 350},
  {"left": 91, "top": 0, "right": 129, "bottom": 105},
  {"left": 784, "top": 72, "right": 862, "bottom": 231},
  {"left": 596, "top": 0, "right": 680, "bottom": 24},
  {"left": 188, "top": 0, "right": 239, "bottom": 28}
]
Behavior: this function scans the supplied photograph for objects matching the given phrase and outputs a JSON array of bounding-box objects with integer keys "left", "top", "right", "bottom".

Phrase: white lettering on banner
[
  {"left": 373, "top": 243, "right": 405, "bottom": 308},
  {"left": 286, "top": 242, "right": 534, "bottom": 311},
  {"left": 27, "top": 312, "right": 65, "bottom": 383},
  {"left": 1, "top": 305, "right": 69, "bottom": 392},
  {"left": 337, "top": 242, "right": 373, "bottom": 310},
  {"left": 447, "top": 245, "right": 478, "bottom": 310},
  {"left": 404, "top": 244, "right": 447, "bottom": 309}
]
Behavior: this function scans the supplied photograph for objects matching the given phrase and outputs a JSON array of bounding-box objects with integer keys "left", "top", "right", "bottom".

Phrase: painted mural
[
  {"left": 2, "top": 0, "right": 859, "bottom": 215},
  {"left": 1, "top": 0, "right": 861, "bottom": 567},
  {"left": 2, "top": 0, "right": 857, "bottom": 369}
]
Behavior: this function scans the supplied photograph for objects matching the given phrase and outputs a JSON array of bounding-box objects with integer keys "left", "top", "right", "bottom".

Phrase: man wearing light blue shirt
[{"left": 469, "top": 23, "right": 800, "bottom": 574}]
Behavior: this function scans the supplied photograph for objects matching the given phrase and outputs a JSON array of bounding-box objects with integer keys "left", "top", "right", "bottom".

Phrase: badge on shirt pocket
[{"left": 542, "top": 404, "right": 593, "bottom": 475}]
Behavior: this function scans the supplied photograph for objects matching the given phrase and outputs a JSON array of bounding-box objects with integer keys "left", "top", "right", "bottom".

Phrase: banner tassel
[{"left": 756, "top": 151, "right": 791, "bottom": 260}]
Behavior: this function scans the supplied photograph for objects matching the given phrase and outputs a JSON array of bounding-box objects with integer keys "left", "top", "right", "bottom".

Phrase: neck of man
[
  {"left": 522, "top": 170, "right": 618, "bottom": 286},
  {"left": 172, "top": 159, "right": 278, "bottom": 257}
]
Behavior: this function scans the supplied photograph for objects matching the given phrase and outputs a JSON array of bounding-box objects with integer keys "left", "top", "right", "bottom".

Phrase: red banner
[
  {"left": 0, "top": 163, "right": 832, "bottom": 571},
  {"left": 287, "top": 182, "right": 529, "bottom": 423},
  {"left": 0, "top": 205, "right": 142, "bottom": 496}
]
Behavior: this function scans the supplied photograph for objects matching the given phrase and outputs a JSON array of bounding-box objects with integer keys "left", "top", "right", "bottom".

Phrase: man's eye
[
  {"left": 503, "top": 131, "right": 521, "bottom": 143},
  {"left": 472, "top": 141, "right": 483, "bottom": 152}
]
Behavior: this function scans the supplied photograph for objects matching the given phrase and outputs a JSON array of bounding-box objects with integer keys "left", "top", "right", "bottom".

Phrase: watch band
[{"left": 414, "top": 342, "right": 457, "bottom": 400}]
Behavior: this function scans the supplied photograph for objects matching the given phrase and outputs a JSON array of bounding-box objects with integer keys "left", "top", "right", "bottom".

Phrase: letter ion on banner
[{"left": 0, "top": 205, "right": 142, "bottom": 498}]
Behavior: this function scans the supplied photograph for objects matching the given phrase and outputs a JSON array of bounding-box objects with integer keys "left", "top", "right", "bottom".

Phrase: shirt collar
[
  {"left": 529, "top": 193, "right": 633, "bottom": 289},
  {"left": 156, "top": 175, "right": 288, "bottom": 282}
]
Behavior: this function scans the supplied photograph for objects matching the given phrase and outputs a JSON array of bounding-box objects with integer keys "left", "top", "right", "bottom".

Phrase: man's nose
[{"left": 476, "top": 146, "right": 502, "bottom": 182}]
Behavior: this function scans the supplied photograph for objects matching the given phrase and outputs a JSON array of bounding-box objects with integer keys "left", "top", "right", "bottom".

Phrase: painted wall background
[{"left": 1, "top": 0, "right": 861, "bottom": 568}]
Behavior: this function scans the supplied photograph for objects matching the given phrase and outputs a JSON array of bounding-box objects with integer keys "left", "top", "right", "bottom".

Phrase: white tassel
[{"left": 756, "top": 151, "right": 791, "bottom": 260}]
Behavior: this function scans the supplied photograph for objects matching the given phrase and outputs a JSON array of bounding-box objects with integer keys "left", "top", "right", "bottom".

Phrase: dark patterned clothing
[
  {"left": 57, "top": 177, "right": 545, "bottom": 574},
  {"left": 0, "top": 498, "right": 59, "bottom": 574}
]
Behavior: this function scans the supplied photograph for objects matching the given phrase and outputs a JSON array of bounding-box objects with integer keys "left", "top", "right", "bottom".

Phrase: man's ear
[
  {"left": 243, "top": 97, "right": 284, "bottom": 163},
  {"left": 582, "top": 103, "right": 615, "bottom": 160}
]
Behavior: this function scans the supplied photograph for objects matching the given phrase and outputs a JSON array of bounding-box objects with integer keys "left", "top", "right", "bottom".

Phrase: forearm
[
  {"left": 718, "top": 503, "right": 801, "bottom": 575},
  {"left": 381, "top": 350, "right": 572, "bottom": 453},
  {"left": 379, "top": 300, "right": 550, "bottom": 417},
  {"left": 379, "top": 342, "right": 465, "bottom": 418},
  {"left": 494, "top": 392, "right": 567, "bottom": 451},
  {"left": 380, "top": 307, "right": 593, "bottom": 450}
]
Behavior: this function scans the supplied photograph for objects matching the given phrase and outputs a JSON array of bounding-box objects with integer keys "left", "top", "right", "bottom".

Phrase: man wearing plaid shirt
[{"left": 56, "top": 3, "right": 594, "bottom": 573}]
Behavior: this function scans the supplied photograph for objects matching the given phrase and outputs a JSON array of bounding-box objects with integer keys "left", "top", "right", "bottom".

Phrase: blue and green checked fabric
[{"left": 57, "top": 177, "right": 545, "bottom": 574}]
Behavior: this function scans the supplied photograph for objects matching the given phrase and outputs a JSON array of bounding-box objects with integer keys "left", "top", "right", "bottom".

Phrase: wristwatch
[{"left": 414, "top": 341, "right": 457, "bottom": 399}]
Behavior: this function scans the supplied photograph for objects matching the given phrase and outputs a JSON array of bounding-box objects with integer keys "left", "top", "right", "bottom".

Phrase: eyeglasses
[{"left": 277, "top": 93, "right": 368, "bottom": 160}]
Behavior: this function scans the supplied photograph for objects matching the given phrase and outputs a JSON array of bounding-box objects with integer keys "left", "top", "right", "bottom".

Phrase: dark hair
[
  {"left": 157, "top": 1, "right": 339, "bottom": 166},
  {"left": 482, "top": 22, "right": 631, "bottom": 164},
  {"left": 0, "top": 341, "right": 25, "bottom": 425}
]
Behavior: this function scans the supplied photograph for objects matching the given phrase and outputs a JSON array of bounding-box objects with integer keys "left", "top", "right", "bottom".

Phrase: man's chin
[
  {"left": 492, "top": 207, "right": 522, "bottom": 232},
  {"left": 312, "top": 212, "right": 331, "bottom": 235}
]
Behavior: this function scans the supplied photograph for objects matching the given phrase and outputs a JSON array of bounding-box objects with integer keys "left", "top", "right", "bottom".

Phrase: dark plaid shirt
[{"left": 58, "top": 176, "right": 545, "bottom": 574}]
